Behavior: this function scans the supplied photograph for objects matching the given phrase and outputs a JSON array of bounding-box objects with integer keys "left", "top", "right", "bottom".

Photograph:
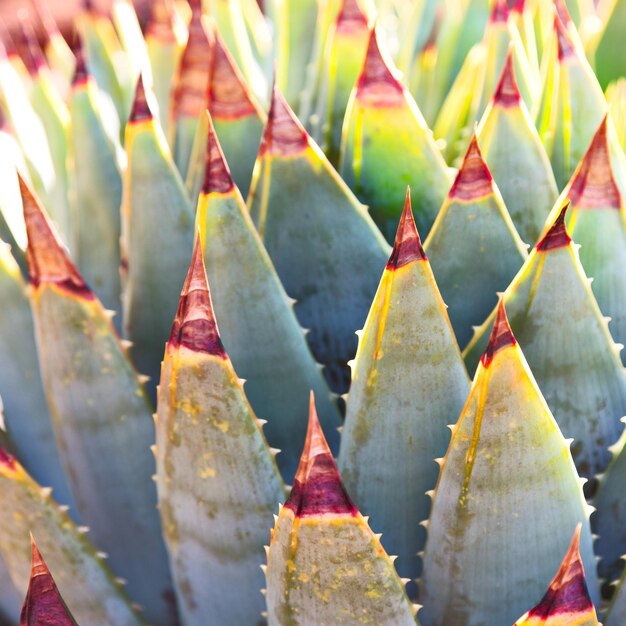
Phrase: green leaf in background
[
  {"left": 195, "top": 112, "right": 340, "bottom": 480},
  {"left": 463, "top": 207, "right": 626, "bottom": 487},
  {"left": 248, "top": 84, "right": 390, "bottom": 392},
  {"left": 338, "top": 190, "right": 469, "bottom": 591},
  {"left": 605, "top": 79, "right": 626, "bottom": 152},
  {"left": 0, "top": 448, "right": 143, "bottom": 626},
  {"left": 0, "top": 551, "right": 19, "bottom": 626},
  {"left": 339, "top": 27, "right": 452, "bottom": 242},
  {"left": 424, "top": 134, "right": 527, "bottom": 348},
  {"left": 477, "top": 51, "right": 558, "bottom": 245},
  {"left": 420, "top": 302, "right": 598, "bottom": 626},
  {"left": 265, "top": 394, "right": 420, "bottom": 626},
  {"left": 21, "top": 177, "right": 176, "bottom": 625},
  {"left": 121, "top": 76, "right": 194, "bottom": 393},
  {"left": 155, "top": 237, "right": 285, "bottom": 626}
]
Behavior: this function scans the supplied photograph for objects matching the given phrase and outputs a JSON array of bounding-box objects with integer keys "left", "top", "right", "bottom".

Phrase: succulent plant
[{"left": 1, "top": 1, "right": 626, "bottom": 626}]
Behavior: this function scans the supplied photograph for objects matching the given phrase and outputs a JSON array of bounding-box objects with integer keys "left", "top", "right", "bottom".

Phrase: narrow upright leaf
[
  {"left": 606, "top": 558, "right": 626, "bottom": 626},
  {"left": 340, "top": 28, "right": 452, "bottom": 242},
  {"left": 195, "top": 113, "right": 340, "bottom": 479},
  {"left": 266, "top": 395, "right": 419, "bottom": 626},
  {"left": 477, "top": 52, "right": 558, "bottom": 245},
  {"left": 21, "top": 178, "right": 176, "bottom": 626},
  {"left": 20, "top": 537, "right": 78, "bottom": 626},
  {"left": 156, "top": 237, "right": 285, "bottom": 626},
  {"left": 121, "top": 77, "right": 194, "bottom": 393},
  {"left": 248, "top": 85, "right": 390, "bottom": 392},
  {"left": 420, "top": 303, "right": 598, "bottom": 626},
  {"left": 338, "top": 191, "right": 470, "bottom": 587},
  {"left": 463, "top": 207, "right": 626, "bottom": 485},
  {"left": 513, "top": 526, "right": 599, "bottom": 626},
  {"left": 605, "top": 79, "right": 626, "bottom": 152},
  {"left": 424, "top": 134, "right": 527, "bottom": 347}
]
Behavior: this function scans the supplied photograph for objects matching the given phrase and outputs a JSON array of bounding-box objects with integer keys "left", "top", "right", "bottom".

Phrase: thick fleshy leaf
[
  {"left": 339, "top": 28, "right": 452, "bottom": 242},
  {"left": 420, "top": 303, "right": 598, "bottom": 626},
  {"left": 169, "top": 0, "right": 212, "bottom": 177},
  {"left": 312, "top": 0, "right": 371, "bottom": 165},
  {"left": 266, "top": 395, "right": 419, "bottom": 626},
  {"left": 511, "top": 0, "right": 540, "bottom": 82},
  {"left": 21, "top": 178, "right": 176, "bottom": 626},
  {"left": 605, "top": 79, "right": 626, "bottom": 152},
  {"left": 424, "top": 134, "right": 527, "bottom": 348},
  {"left": 195, "top": 113, "right": 340, "bottom": 480},
  {"left": 593, "top": 0, "right": 626, "bottom": 89},
  {"left": 0, "top": 239, "right": 74, "bottom": 509},
  {"left": 0, "top": 551, "right": 19, "bottom": 626},
  {"left": 477, "top": 52, "right": 558, "bottom": 245},
  {"left": 111, "top": 0, "right": 150, "bottom": 90},
  {"left": 20, "top": 537, "right": 78, "bottom": 626},
  {"left": 121, "top": 77, "right": 194, "bottom": 394},
  {"left": 248, "top": 85, "right": 389, "bottom": 392},
  {"left": 0, "top": 449, "right": 142, "bottom": 626},
  {"left": 606, "top": 560, "right": 626, "bottom": 626},
  {"left": 513, "top": 526, "right": 599, "bottom": 626},
  {"left": 535, "top": 14, "right": 606, "bottom": 189},
  {"left": 68, "top": 45, "right": 123, "bottom": 319},
  {"left": 406, "top": 38, "right": 438, "bottom": 128},
  {"left": 338, "top": 192, "right": 470, "bottom": 589},
  {"left": 155, "top": 238, "right": 285, "bottom": 626},
  {"left": 186, "top": 30, "right": 265, "bottom": 203},
  {"left": 463, "top": 207, "right": 626, "bottom": 485}
]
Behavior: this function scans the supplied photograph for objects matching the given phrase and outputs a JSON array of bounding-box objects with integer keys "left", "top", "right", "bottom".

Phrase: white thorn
[
  {"left": 137, "top": 374, "right": 150, "bottom": 385},
  {"left": 269, "top": 447, "right": 281, "bottom": 457},
  {"left": 120, "top": 339, "right": 133, "bottom": 351},
  {"left": 96, "top": 551, "right": 108, "bottom": 559},
  {"left": 260, "top": 564, "right": 267, "bottom": 574},
  {"left": 39, "top": 487, "right": 52, "bottom": 498},
  {"left": 115, "top": 577, "right": 127, "bottom": 586},
  {"left": 77, "top": 526, "right": 90, "bottom": 534}
]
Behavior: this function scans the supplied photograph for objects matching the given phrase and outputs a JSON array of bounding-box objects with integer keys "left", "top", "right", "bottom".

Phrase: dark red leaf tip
[
  {"left": 481, "top": 300, "right": 516, "bottom": 367},
  {"left": 208, "top": 31, "right": 259, "bottom": 120},
  {"left": 71, "top": 35, "right": 90, "bottom": 87},
  {"left": 356, "top": 27, "right": 404, "bottom": 104},
  {"left": 449, "top": 134, "right": 494, "bottom": 201},
  {"left": 526, "top": 525, "right": 595, "bottom": 619},
  {"left": 201, "top": 111, "right": 235, "bottom": 195},
  {"left": 493, "top": 51, "right": 521, "bottom": 108},
  {"left": 285, "top": 393, "right": 358, "bottom": 518},
  {"left": 555, "top": 14, "right": 575, "bottom": 60},
  {"left": 16, "top": 12, "right": 46, "bottom": 76},
  {"left": 554, "top": 0, "right": 573, "bottom": 26},
  {"left": 260, "top": 84, "right": 309, "bottom": 157},
  {"left": 129, "top": 75, "right": 153, "bottom": 123},
  {"left": 20, "top": 176, "right": 92, "bottom": 299},
  {"left": 387, "top": 188, "right": 426, "bottom": 269},
  {"left": 146, "top": 0, "right": 179, "bottom": 43},
  {"left": 537, "top": 203, "right": 572, "bottom": 251},
  {"left": 21, "top": 536, "right": 78, "bottom": 626},
  {"left": 30, "top": 0, "right": 61, "bottom": 43},
  {"left": 490, "top": 0, "right": 509, "bottom": 23},
  {"left": 568, "top": 116, "right": 621, "bottom": 210},
  {"left": 168, "top": 236, "right": 227, "bottom": 358},
  {"left": 0, "top": 446, "right": 16, "bottom": 471},
  {"left": 337, "top": 0, "right": 369, "bottom": 29},
  {"left": 512, "top": 0, "right": 525, "bottom": 13}
]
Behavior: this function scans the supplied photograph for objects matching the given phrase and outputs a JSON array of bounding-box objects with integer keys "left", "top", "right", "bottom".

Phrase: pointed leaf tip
[
  {"left": 554, "top": 0, "right": 573, "bottom": 26},
  {"left": 555, "top": 15, "right": 575, "bottom": 60},
  {"left": 16, "top": 14, "right": 45, "bottom": 76},
  {"left": 449, "top": 135, "right": 493, "bottom": 201},
  {"left": 260, "top": 85, "right": 308, "bottom": 157},
  {"left": 481, "top": 301, "right": 516, "bottom": 367},
  {"left": 20, "top": 176, "right": 91, "bottom": 298},
  {"left": 71, "top": 36, "right": 89, "bottom": 86},
  {"left": 490, "top": 0, "right": 509, "bottom": 22},
  {"left": 21, "top": 537, "right": 78, "bottom": 626},
  {"left": 568, "top": 116, "right": 621, "bottom": 209},
  {"left": 337, "top": 0, "right": 368, "bottom": 26},
  {"left": 493, "top": 51, "right": 520, "bottom": 108},
  {"left": 129, "top": 75, "right": 153, "bottom": 123},
  {"left": 387, "top": 189, "right": 426, "bottom": 269},
  {"left": 356, "top": 28, "right": 403, "bottom": 98},
  {"left": 537, "top": 204, "right": 571, "bottom": 251},
  {"left": 520, "top": 525, "right": 595, "bottom": 622},
  {"left": 168, "top": 237, "right": 227, "bottom": 358},
  {"left": 285, "top": 394, "right": 357, "bottom": 518},
  {"left": 202, "top": 113, "right": 235, "bottom": 194},
  {"left": 512, "top": 0, "right": 525, "bottom": 13}
]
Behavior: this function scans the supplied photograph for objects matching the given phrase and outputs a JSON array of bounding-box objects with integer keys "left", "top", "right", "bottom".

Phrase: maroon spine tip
[
  {"left": 260, "top": 84, "right": 309, "bottom": 157},
  {"left": 201, "top": 112, "right": 235, "bottom": 194},
  {"left": 568, "top": 116, "right": 621, "bottom": 210},
  {"left": 285, "top": 393, "right": 358, "bottom": 518},
  {"left": 387, "top": 188, "right": 426, "bottom": 269},
  {"left": 481, "top": 300, "right": 516, "bottom": 367},
  {"left": 20, "top": 537, "right": 78, "bottom": 626},
  {"left": 449, "top": 135, "right": 494, "bottom": 201},
  {"left": 490, "top": 0, "right": 509, "bottom": 23},
  {"left": 0, "top": 446, "right": 16, "bottom": 471},
  {"left": 20, "top": 176, "right": 92, "bottom": 299},
  {"left": 555, "top": 15, "right": 575, "bottom": 60},
  {"left": 336, "top": 0, "right": 368, "bottom": 29},
  {"left": 146, "top": 0, "right": 178, "bottom": 42},
  {"left": 493, "top": 52, "right": 521, "bottom": 108},
  {"left": 71, "top": 36, "right": 90, "bottom": 87},
  {"left": 512, "top": 0, "right": 525, "bottom": 13},
  {"left": 16, "top": 13, "right": 46, "bottom": 76},
  {"left": 208, "top": 31, "right": 259, "bottom": 120},
  {"left": 168, "top": 236, "right": 227, "bottom": 358},
  {"left": 356, "top": 28, "right": 404, "bottom": 103},
  {"left": 129, "top": 75, "right": 153, "bottom": 123},
  {"left": 527, "top": 526, "right": 594, "bottom": 619},
  {"left": 537, "top": 204, "right": 572, "bottom": 252}
]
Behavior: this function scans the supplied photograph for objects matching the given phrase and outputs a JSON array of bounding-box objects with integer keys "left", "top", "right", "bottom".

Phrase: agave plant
[{"left": 2, "top": 0, "right": 626, "bottom": 625}]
